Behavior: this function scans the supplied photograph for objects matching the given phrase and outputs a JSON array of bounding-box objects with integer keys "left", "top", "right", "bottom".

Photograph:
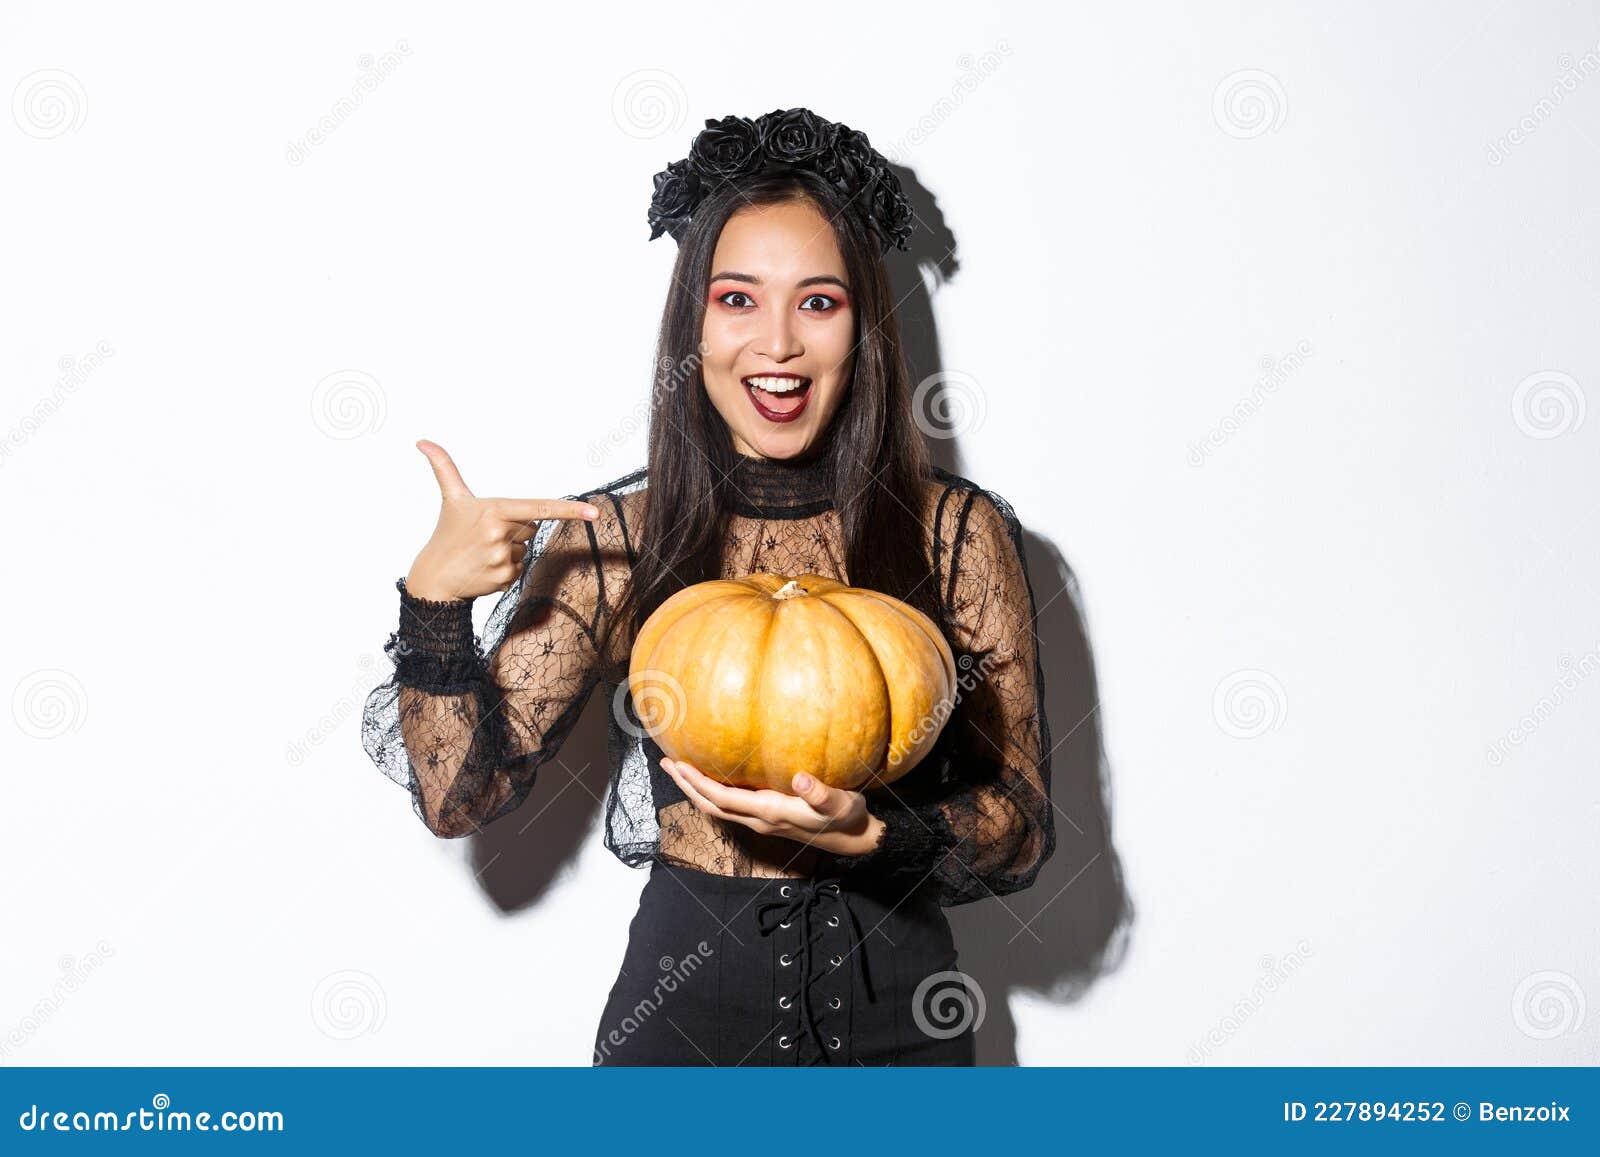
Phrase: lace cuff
[
  {"left": 387, "top": 576, "right": 483, "bottom": 693},
  {"left": 827, "top": 791, "right": 958, "bottom": 888}
]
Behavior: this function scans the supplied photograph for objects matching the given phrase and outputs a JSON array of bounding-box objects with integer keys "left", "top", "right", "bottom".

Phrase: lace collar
[{"left": 723, "top": 446, "right": 834, "bottom": 520}]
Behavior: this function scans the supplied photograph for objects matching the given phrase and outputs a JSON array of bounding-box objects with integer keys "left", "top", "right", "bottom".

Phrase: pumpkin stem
[{"left": 771, "top": 579, "right": 808, "bottom": 600}]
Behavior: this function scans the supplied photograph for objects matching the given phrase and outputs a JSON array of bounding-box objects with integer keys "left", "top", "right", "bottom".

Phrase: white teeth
[{"left": 744, "top": 375, "right": 810, "bottom": 394}]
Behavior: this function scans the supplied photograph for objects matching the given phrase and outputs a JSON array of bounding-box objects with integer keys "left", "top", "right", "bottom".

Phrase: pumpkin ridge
[
  {"left": 810, "top": 593, "right": 892, "bottom": 781},
  {"left": 746, "top": 594, "right": 781, "bottom": 786},
  {"left": 819, "top": 590, "right": 950, "bottom": 781},
  {"left": 852, "top": 588, "right": 957, "bottom": 693}
]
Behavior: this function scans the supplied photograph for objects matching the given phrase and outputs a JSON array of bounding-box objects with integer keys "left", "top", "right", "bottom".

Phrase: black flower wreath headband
[{"left": 646, "top": 107, "right": 914, "bottom": 255}]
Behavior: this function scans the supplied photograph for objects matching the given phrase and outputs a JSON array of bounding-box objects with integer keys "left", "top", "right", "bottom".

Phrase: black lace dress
[{"left": 361, "top": 450, "right": 1055, "bottom": 1065}]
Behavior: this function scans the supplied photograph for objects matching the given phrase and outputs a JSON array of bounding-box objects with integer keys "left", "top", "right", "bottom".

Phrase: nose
[{"left": 753, "top": 303, "right": 803, "bottom": 363}]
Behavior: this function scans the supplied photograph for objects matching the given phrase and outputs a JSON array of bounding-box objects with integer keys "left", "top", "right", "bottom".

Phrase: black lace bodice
[{"left": 360, "top": 452, "right": 1055, "bottom": 907}]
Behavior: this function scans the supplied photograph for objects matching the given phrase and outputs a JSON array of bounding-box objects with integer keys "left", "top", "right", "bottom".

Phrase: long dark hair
[{"left": 599, "top": 168, "right": 937, "bottom": 663}]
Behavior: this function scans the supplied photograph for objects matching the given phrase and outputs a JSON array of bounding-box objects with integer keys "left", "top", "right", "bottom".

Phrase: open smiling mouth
[{"left": 742, "top": 373, "right": 813, "bottom": 423}]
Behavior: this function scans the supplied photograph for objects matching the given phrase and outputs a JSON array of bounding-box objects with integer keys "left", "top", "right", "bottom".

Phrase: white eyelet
[
  {"left": 826, "top": 915, "right": 839, "bottom": 927},
  {"left": 779, "top": 953, "right": 793, "bottom": 966},
  {"left": 828, "top": 996, "right": 842, "bottom": 1010},
  {"left": 829, "top": 1036, "right": 841, "bottom": 1050},
  {"left": 779, "top": 885, "right": 792, "bottom": 897},
  {"left": 778, "top": 1034, "right": 792, "bottom": 1049},
  {"left": 779, "top": 920, "right": 791, "bottom": 929},
  {"left": 829, "top": 954, "right": 842, "bottom": 967},
  {"left": 778, "top": 995, "right": 792, "bottom": 1009}
]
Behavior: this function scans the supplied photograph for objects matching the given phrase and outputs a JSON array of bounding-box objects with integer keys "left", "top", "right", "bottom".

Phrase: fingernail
[
  {"left": 584, "top": 505, "right": 600, "bottom": 518},
  {"left": 793, "top": 773, "right": 814, "bottom": 792}
]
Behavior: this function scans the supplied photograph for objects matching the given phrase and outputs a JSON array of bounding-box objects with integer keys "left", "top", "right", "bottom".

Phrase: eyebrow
[{"left": 709, "top": 271, "right": 850, "bottom": 291}]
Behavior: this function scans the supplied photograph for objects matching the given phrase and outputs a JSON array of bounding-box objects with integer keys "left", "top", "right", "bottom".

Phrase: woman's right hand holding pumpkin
[{"left": 403, "top": 439, "right": 600, "bottom": 602}]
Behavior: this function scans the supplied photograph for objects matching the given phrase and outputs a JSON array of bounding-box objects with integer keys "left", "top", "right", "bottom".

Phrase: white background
[{"left": 2, "top": 0, "right": 1596, "bottom": 1067}]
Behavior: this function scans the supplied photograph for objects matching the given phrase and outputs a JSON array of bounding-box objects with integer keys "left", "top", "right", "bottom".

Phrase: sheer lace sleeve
[
  {"left": 829, "top": 486, "right": 1056, "bottom": 907},
  {"left": 361, "top": 507, "right": 611, "bottom": 838}
]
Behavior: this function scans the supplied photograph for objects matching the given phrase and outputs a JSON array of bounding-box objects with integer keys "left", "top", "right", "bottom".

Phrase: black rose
[
  {"left": 867, "top": 166, "right": 914, "bottom": 251},
  {"left": 688, "top": 114, "right": 763, "bottom": 183},
  {"left": 817, "top": 124, "right": 878, "bottom": 192},
  {"left": 757, "top": 107, "right": 835, "bottom": 167},
  {"left": 647, "top": 157, "right": 702, "bottom": 241}
]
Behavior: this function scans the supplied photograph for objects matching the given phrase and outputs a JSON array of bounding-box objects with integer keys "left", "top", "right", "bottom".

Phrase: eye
[
  {"left": 716, "top": 290, "right": 755, "bottom": 309},
  {"left": 799, "top": 293, "right": 840, "bottom": 312}
]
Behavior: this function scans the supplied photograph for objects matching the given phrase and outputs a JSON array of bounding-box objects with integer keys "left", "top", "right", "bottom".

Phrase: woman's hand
[
  {"left": 662, "top": 758, "right": 887, "bottom": 857},
  {"left": 404, "top": 439, "right": 601, "bottom": 601}
]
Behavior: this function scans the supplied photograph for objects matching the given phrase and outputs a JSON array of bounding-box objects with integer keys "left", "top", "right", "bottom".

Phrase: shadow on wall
[{"left": 467, "top": 164, "right": 1133, "bottom": 1066}]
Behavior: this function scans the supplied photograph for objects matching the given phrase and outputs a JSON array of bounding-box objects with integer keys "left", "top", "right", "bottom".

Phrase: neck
[{"left": 722, "top": 440, "right": 834, "bottom": 519}]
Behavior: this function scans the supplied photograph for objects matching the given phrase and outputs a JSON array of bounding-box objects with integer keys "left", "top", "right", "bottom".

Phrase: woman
[{"left": 361, "top": 108, "right": 1056, "bottom": 1066}]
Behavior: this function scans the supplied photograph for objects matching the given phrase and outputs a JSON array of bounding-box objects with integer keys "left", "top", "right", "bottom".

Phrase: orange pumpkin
[{"left": 627, "top": 572, "right": 957, "bottom": 793}]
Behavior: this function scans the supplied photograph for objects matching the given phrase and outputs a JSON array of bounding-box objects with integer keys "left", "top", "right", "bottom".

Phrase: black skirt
[{"left": 592, "top": 860, "right": 977, "bottom": 1066}]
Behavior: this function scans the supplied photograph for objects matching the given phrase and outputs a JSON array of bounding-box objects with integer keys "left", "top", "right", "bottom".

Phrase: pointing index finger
[{"left": 492, "top": 497, "right": 602, "bottom": 523}]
